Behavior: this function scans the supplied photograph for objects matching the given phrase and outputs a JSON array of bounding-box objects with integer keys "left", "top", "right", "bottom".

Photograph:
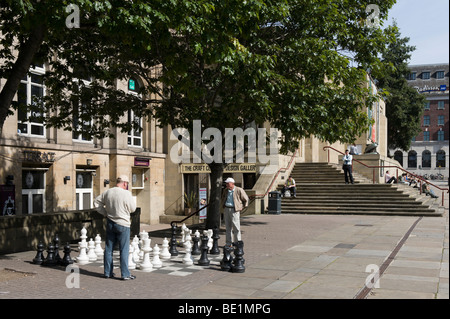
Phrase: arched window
[
  {"left": 436, "top": 150, "right": 446, "bottom": 168},
  {"left": 408, "top": 150, "right": 417, "bottom": 168},
  {"left": 394, "top": 151, "right": 403, "bottom": 167},
  {"left": 422, "top": 150, "right": 431, "bottom": 168}
]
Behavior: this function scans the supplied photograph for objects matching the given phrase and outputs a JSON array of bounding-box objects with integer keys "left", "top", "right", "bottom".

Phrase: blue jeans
[{"left": 104, "top": 219, "right": 130, "bottom": 278}]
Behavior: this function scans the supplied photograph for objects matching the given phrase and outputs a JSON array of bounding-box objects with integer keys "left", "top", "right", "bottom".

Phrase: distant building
[{"left": 391, "top": 63, "right": 449, "bottom": 180}]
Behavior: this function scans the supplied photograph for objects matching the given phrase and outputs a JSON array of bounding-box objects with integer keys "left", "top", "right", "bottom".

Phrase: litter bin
[{"left": 268, "top": 191, "right": 281, "bottom": 215}]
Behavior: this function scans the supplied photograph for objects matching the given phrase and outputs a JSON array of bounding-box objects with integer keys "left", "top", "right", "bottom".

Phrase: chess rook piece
[
  {"left": 61, "top": 243, "right": 74, "bottom": 266},
  {"left": 220, "top": 245, "right": 233, "bottom": 271},
  {"left": 210, "top": 227, "right": 220, "bottom": 255},
  {"left": 42, "top": 243, "right": 57, "bottom": 267},
  {"left": 53, "top": 234, "right": 62, "bottom": 264},
  {"left": 231, "top": 241, "right": 245, "bottom": 273},
  {"left": 191, "top": 235, "right": 201, "bottom": 255},
  {"left": 169, "top": 224, "right": 179, "bottom": 256},
  {"left": 32, "top": 241, "right": 45, "bottom": 265},
  {"left": 197, "top": 234, "right": 210, "bottom": 266}
]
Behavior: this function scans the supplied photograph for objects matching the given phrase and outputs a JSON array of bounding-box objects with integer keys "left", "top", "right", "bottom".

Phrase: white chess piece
[
  {"left": 205, "top": 229, "right": 213, "bottom": 251},
  {"left": 182, "top": 241, "right": 193, "bottom": 265},
  {"left": 132, "top": 239, "right": 140, "bottom": 265},
  {"left": 87, "top": 238, "right": 97, "bottom": 261},
  {"left": 152, "top": 244, "right": 162, "bottom": 268},
  {"left": 76, "top": 240, "right": 89, "bottom": 265},
  {"left": 160, "top": 237, "right": 171, "bottom": 260},
  {"left": 94, "top": 234, "right": 104, "bottom": 257},
  {"left": 184, "top": 229, "right": 192, "bottom": 250},
  {"left": 139, "top": 239, "right": 153, "bottom": 272},
  {"left": 139, "top": 231, "right": 149, "bottom": 260},
  {"left": 128, "top": 244, "right": 136, "bottom": 270},
  {"left": 181, "top": 223, "right": 187, "bottom": 244}
]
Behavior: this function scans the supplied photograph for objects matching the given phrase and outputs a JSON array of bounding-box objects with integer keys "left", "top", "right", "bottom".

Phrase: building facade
[{"left": 391, "top": 63, "right": 449, "bottom": 180}]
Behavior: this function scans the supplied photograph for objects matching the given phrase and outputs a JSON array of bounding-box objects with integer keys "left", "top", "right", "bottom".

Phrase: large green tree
[
  {"left": 374, "top": 22, "right": 425, "bottom": 152},
  {"left": 1, "top": 0, "right": 396, "bottom": 228}
]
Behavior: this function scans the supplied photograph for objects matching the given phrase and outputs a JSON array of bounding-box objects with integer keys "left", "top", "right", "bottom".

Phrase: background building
[{"left": 391, "top": 63, "right": 449, "bottom": 180}]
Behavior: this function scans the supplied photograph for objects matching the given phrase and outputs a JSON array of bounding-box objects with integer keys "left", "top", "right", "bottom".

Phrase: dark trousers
[{"left": 343, "top": 165, "right": 354, "bottom": 184}]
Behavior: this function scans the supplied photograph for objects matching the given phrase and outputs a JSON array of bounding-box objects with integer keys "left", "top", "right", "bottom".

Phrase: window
[
  {"left": 424, "top": 102, "right": 430, "bottom": 110},
  {"left": 436, "top": 150, "right": 446, "bottom": 168},
  {"left": 423, "top": 115, "right": 430, "bottom": 126},
  {"left": 394, "top": 151, "right": 403, "bottom": 167},
  {"left": 438, "top": 130, "right": 445, "bottom": 141},
  {"left": 422, "top": 72, "right": 430, "bottom": 80},
  {"left": 17, "top": 68, "right": 46, "bottom": 137},
  {"left": 127, "top": 78, "right": 142, "bottom": 147},
  {"left": 436, "top": 71, "right": 445, "bottom": 79},
  {"left": 423, "top": 131, "right": 430, "bottom": 141},
  {"left": 75, "top": 171, "right": 93, "bottom": 210},
  {"left": 22, "top": 169, "right": 46, "bottom": 214},
  {"left": 72, "top": 78, "right": 93, "bottom": 142},
  {"left": 132, "top": 168, "right": 145, "bottom": 189},
  {"left": 438, "top": 115, "right": 444, "bottom": 126},
  {"left": 422, "top": 150, "right": 431, "bottom": 168},
  {"left": 408, "top": 151, "right": 417, "bottom": 168},
  {"left": 407, "top": 72, "right": 416, "bottom": 80},
  {"left": 437, "top": 101, "right": 445, "bottom": 110}
]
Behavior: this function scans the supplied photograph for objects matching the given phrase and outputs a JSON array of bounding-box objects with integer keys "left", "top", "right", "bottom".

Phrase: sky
[{"left": 387, "top": 0, "right": 449, "bottom": 65}]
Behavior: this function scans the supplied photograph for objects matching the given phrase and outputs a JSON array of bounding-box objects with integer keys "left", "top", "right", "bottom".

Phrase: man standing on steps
[{"left": 343, "top": 149, "right": 354, "bottom": 184}]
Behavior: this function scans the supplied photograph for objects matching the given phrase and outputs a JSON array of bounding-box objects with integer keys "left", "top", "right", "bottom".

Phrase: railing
[{"left": 323, "top": 146, "right": 449, "bottom": 206}]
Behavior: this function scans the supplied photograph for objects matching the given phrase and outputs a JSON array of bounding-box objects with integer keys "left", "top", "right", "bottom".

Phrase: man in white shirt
[
  {"left": 94, "top": 175, "right": 136, "bottom": 280},
  {"left": 343, "top": 149, "right": 354, "bottom": 184}
]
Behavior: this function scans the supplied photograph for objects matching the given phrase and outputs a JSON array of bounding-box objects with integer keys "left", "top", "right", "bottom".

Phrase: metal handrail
[
  {"left": 170, "top": 204, "right": 210, "bottom": 227},
  {"left": 323, "top": 145, "right": 449, "bottom": 206}
]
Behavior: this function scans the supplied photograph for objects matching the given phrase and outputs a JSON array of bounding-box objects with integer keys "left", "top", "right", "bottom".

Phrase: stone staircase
[{"left": 278, "top": 162, "right": 443, "bottom": 216}]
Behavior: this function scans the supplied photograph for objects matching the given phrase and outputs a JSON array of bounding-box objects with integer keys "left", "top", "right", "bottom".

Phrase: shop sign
[
  {"left": 134, "top": 157, "right": 150, "bottom": 167},
  {"left": 22, "top": 150, "right": 55, "bottom": 163},
  {"left": 181, "top": 163, "right": 257, "bottom": 174}
]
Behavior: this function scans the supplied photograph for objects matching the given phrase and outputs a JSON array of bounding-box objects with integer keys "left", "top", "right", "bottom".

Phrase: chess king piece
[
  {"left": 231, "top": 241, "right": 245, "bottom": 273},
  {"left": 152, "top": 244, "right": 163, "bottom": 268},
  {"left": 160, "top": 237, "right": 171, "bottom": 260},
  {"left": 220, "top": 245, "right": 233, "bottom": 271},
  {"left": 32, "top": 241, "right": 45, "bottom": 265},
  {"left": 182, "top": 240, "right": 194, "bottom": 265},
  {"left": 42, "top": 243, "right": 57, "bottom": 267},
  {"left": 87, "top": 238, "right": 98, "bottom": 262},
  {"left": 61, "top": 243, "right": 74, "bottom": 266},
  {"left": 197, "top": 234, "right": 210, "bottom": 266},
  {"left": 94, "top": 234, "right": 104, "bottom": 257},
  {"left": 210, "top": 227, "right": 220, "bottom": 255},
  {"left": 169, "top": 223, "right": 179, "bottom": 256},
  {"left": 139, "top": 239, "right": 153, "bottom": 272}
]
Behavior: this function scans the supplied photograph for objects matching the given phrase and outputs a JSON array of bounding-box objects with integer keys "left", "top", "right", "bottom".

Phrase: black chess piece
[
  {"left": 210, "top": 227, "right": 220, "bottom": 255},
  {"left": 169, "top": 223, "right": 179, "bottom": 256},
  {"left": 231, "top": 241, "right": 245, "bottom": 273},
  {"left": 197, "top": 234, "right": 210, "bottom": 266},
  {"left": 42, "top": 243, "right": 57, "bottom": 267},
  {"left": 220, "top": 245, "right": 233, "bottom": 271},
  {"left": 32, "top": 241, "right": 45, "bottom": 265},
  {"left": 53, "top": 234, "right": 62, "bottom": 264},
  {"left": 61, "top": 242, "right": 74, "bottom": 266},
  {"left": 191, "top": 235, "right": 201, "bottom": 255}
]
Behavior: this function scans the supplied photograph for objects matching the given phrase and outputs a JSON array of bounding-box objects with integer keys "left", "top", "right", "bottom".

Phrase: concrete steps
[{"left": 278, "top": 163, "right": 443, "bottom": 216}]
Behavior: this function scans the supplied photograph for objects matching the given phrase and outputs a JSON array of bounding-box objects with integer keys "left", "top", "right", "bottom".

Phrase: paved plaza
[{"left": 1, "top": 196, "right": 448, "bottom": 304}]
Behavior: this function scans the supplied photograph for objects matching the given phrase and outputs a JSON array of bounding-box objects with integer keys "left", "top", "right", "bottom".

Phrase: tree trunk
[
  {"left": 206, "top": 162, "right": 224, "bottom": 229},
  {"left": 0, "top": 24, "right": 46, "bottom": 135}
]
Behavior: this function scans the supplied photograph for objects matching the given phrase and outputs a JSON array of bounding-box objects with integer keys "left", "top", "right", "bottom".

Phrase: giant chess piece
[
  {"left": 210, "top": 227, "right": 220, "bottom": 255},
  {"left": 87, "top": 238, "right": 97, "bottom": 262},
  {"left": 61, "top": 242, "right": 74, "bottom": 266},
  {"left": 32, "top": 241, "right": 45, "bottom": 265},
  {"left": 128, "top": 244, "right": 136, "bottom": 270},
  {"left": 231, "top": 241, "right": 245, "bottom": 273},
  {"left": 152, "top": 244, "right": 163, "bottom": 268},
  {"left": 76, "top": 239, "right": 90, "bottom": 265},
  {"left": 169, "top": 224, "right": 179, "bottom": 256},
  {"left": 160, "top": 237, "right": 171, "bottom": 260},
  {"left": 220, "top": 245, "right": 233, "bottom": 271},
  {"left": 197, "top": 234, "right": 210, "bottom": 266},
  {"left": 53, "top": 234, "right": 62, "bottom": 264},
  {"left": 42, "top": 243, "right": 57, "bottom": 267},
  {"left": 139, "top": 239, "right": 153, "bottom": 272},
  {"left": 183, "top": 240, "right": 194, "bottom": 265},
  {"left": 191, "top": 234, "right": 201, "bottom": 255},
  {"left": 94, "top": 234, "right": 104, "bottom": 258}
]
